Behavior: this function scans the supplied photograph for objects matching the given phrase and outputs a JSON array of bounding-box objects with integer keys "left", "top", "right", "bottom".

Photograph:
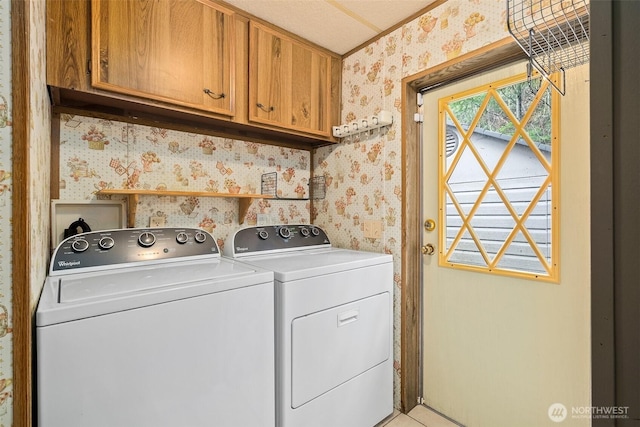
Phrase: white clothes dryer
[
  {"left": 36, "top": 227, "right": 275, "bottom": 427},
  {"left": 225, "top": 225, "right": 394, "bottom": 427}
]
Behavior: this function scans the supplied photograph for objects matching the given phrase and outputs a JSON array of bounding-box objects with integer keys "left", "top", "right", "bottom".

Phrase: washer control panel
[
  {"left": 229, "top": 225, "right": 330, "bottom": 256},
  {"left": 51, "top": 228, "right": 218, "bottom": 273}
]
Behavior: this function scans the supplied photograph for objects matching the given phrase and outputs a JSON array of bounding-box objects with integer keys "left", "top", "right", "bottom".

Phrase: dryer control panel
[
  {"left": 228, "top": 225, "right": 331, "bottom": 257},
  {"left": 51, "top": 228, "right": 219, "bottom": 274}
]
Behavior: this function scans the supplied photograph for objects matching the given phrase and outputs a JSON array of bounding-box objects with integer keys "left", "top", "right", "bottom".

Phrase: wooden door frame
[
  {"left": 11, "top": 0, "right": 33, "bottom": 426},
  {"left": 399, "top": 37, "right": 526, "bottom": 413}
]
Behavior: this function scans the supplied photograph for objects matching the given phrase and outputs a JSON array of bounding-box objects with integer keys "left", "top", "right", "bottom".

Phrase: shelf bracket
[{"left": 238, "top": 198, "right": 253, "bottom": 225}]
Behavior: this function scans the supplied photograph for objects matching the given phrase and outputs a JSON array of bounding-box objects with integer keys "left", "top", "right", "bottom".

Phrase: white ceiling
[{"left": 223, "top": 0, "right": 438, "bottom": 55}]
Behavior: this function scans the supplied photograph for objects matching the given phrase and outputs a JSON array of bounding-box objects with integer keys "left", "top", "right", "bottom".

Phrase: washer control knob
[
  {"left": 71, "top": 238, "right": 90, "bottom": 253},
  {"left": 194, "top": 231, "right": 207, "bottom": 243},
  {"left": 311, "top": 227, "right": 320, "bottom": 236},
  {"left": 278, "top": 227, "right": 291, "bottom": 239},
  {"left": 300, "top": 227, "right": 310, "bottom": 237},
  {"left": 258, "top": 230, "right": 269, "bottom": 240},
  {"left": 176, "top": 232, "right": 189, "bottom": 244},
  {"left": 138, "top": 232, "right": 156, "bottom": 247},
  {"left": 98, "top": 236, "right": 115, "bottom": 250}
]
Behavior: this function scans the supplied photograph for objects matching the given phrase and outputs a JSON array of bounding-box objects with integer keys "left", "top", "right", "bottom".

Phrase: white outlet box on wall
[
  {"left": 363, "top": 220, "right": 383, "bottom": 239},
  {"left": 257, "top": 214, "right": 270, "bottom": 226},
  {"left": 51, "top": 200, "right": 127, "bottom": 249}
]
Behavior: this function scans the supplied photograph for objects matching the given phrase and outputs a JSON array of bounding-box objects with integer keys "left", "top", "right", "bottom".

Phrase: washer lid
[
  {"left": 237, "top": 247, "right": 393, "bottom": 282},
  {"left": 60, "top": 260, "right": 248, "bottom": 303},
  {"left": 36, "top": 258, "right": 273, "bottom": 326}
]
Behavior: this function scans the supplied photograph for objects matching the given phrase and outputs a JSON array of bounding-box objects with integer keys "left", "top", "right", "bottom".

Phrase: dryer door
[{"left": 290, "top": 291, "right": 390, "bottom": 408}]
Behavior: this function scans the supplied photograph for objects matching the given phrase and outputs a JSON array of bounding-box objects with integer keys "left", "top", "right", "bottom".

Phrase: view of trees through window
[
  {"left": 448, "top": 79, "right": 552, "bottom": 145},
  {"left": 439, "top": 74, "right": 558, "bottom": 280}
]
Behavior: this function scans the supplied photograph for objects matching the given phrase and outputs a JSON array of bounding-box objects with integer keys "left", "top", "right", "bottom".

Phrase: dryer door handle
[{"left": 337, "top": 309, "right": 359, "bottom": 327}]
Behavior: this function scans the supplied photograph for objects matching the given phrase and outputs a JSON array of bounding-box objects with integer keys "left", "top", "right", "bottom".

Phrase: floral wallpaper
[
  {"left": 58, "top": 114, "right": 311, "bottom": 248},
  {"left": 0, "top": 1, "right": 13, "bottom": 424},
  {"left": 29, "top": 0, "right": 51, "bottom": 307},
  {"left": 314, "top": 0, "right": 509, "bottom": 409}
]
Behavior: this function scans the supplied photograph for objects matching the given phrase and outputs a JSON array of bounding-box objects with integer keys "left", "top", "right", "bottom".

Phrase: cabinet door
[
  {"left": 92, "top": 0, "right": 235, "bottom": 117},
  {"left": 249, "top": 22, "right": 332, "bottom": 137}
]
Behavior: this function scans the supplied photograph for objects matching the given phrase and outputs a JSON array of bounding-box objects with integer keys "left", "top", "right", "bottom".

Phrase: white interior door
[{"left": 420, "top": 61, "right": 591, "bottom": 426}]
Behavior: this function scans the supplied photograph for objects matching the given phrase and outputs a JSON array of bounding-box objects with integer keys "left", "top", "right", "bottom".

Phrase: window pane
[
  {"left": 447, "top": 229, "right": 486, "bottom": 268},
  {"left": 495, "top": 230, "right": 548, "bottom": 274},
  {"left": 440, "top": 74, "right": 557, "bottom": 280},
  {"left": 522, "top": 82, "right": 553, "bottom": 154}
]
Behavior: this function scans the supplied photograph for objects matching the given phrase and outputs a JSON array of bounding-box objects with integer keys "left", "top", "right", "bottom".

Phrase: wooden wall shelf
[{"left": 97, "top": 189, "right": 271, "bottom": 227}]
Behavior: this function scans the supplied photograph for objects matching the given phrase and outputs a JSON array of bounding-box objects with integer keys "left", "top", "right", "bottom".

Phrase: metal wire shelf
[
  {"left": 507, "top": 0, "right": 590, "bottom": 95},
  {"left": 260, "top": 172, "right": 326, "bottom": 201}
]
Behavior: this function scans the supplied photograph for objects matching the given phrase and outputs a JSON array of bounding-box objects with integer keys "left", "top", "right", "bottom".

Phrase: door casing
[{"left": 399, "top": 37, "right": 526, "bottom": 412}]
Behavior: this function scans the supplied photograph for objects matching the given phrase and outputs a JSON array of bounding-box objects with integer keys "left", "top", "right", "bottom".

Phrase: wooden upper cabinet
[
  {"left": 47, "top": 0, "right": 339, "bottom": 146},
  {"left": 91, "top": 0, "right": 236, "bottom": 117},
  {"left": 249, "top": 21, "right": 332, "bottom": 137}
]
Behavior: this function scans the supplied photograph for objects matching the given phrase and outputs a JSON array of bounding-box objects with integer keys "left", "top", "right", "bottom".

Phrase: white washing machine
[
  {"left": 225, "top": 225, "right": 394, "bottom": 427},
  {"left": 36, "top": 227, "right": 275, "bottom": 427}
]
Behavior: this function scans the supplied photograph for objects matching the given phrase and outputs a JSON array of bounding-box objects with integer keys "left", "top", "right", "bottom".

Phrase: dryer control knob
[
  {"left": 176, "top": 232, "right": 189, "bottom": 244},
  {"left": 71, "top": 238, "right": 90, "bottom": 253},
  {"left": 311, "top": 227, "right": 320, "bottom": 236},
  {"left": 278, "top": 227, "right": 291, "bottom": 239},
  {"left": 300, "top": 227, "right": 310, "bottom": 237},
  {"left": 138, "top": 232, "right": 156, "bottom": 247},
  {"left": 258, "top": 230, "right": 269, "bottom": 240},
  {"left": 194, "top": 231, "right": 207, "bottom": 243}
]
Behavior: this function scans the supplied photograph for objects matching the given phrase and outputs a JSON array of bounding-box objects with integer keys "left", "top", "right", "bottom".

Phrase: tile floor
[{"left": 376, "top": 405, "right": 461, "bottom": 427}]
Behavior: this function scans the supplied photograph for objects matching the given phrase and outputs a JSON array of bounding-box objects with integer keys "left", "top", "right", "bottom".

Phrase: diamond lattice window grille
[{"left": 440, "top": 73, "right": 558, "bottom": 280}]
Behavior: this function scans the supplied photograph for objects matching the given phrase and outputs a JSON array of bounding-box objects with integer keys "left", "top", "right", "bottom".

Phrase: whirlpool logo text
[{"left": 58, "top": 260, "right": 81, "bottom": 268}]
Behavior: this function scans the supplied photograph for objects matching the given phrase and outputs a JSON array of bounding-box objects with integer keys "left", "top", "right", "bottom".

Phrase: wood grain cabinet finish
[
  {"left": 91, "top": 0, "right": 236, "bottom": 117},
  {"left": 46, "top": 0, "right": 340, "bottom": 146},
  {"left": 47, "top": 0, "right": 93, "bottom": 92},
  {"left": 249, "top": 21, "right": 332, "bottom": 138}
]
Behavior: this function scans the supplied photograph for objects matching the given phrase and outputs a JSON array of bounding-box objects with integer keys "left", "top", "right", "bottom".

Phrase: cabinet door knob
[
  {"left": 257, "top": 103, "right": 274, "bottom": 112},
  {"left": 203, "top": 88, "right": 225, "bottom": 99}
]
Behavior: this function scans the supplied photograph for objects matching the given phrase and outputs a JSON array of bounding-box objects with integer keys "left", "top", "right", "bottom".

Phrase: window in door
[{"left": 439, "top": 73, "right": 559, "bottom": 281}]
